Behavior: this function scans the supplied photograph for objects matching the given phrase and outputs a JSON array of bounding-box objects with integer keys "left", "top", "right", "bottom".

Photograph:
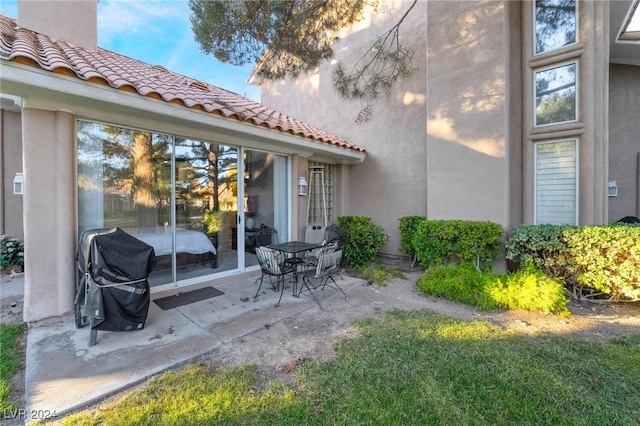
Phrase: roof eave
[{"left": 0, "top": 61, "right": 366, "bottom": 165}]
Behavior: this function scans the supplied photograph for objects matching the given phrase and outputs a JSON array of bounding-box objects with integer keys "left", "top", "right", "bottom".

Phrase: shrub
[
  {"left": 505, "top": 224, "right": 576, "bottom": 280},
  {"left": 398, "top": 216, "right": 426, "bottom": 259},
  {"left": 484, "top": 266, "right": 570, "bottom": 315},
  {"left": 417, "top": 263, "right": 497, "bottom": 308},
  {"left": 506, "top": 224, "right": 640, "bottom": 300},
  {"left": 564, "top": 225, "right": 640, "bottom": 300},
  {"left": 338, "top": 216, "right": 389, "bottom": 268},
  {"left": 417, "top": 263, "right": 570, "bottom": 315},
  {"left": 412, "top": 220, "right": 503, "bottom": 271},
  {"left": 0, "top": 236, "right": 24, "bottom": 268}
]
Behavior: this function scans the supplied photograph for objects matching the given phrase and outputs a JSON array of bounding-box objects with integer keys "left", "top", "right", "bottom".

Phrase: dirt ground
[
  {"left": 201, "top": 260, "right": 640, "bottom": 379},
  {"left": 3, "top": 259, "right": 640, "bottom": 420}
]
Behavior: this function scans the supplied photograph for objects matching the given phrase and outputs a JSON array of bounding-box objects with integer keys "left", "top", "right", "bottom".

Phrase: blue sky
[{"left": 0, "top": 0, "right": 261, "bottom": 101}]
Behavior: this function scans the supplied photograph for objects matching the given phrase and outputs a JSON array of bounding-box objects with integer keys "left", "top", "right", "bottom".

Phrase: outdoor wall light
[
  {"left": 13, "top": 173, "right": 23, "bottom": 195},
  {"left": 608, "top": 180, "right": 618, "bottom": 197},
  {"left": 298, "top": 176, "right": 308, "bottom": 196}
]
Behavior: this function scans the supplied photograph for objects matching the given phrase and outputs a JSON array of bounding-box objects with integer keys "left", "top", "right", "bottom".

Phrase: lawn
[
  {"left": 0, "top": 323, "right": 25, "bottom": 412},
  {"left": 60, "top": 310, "right": 640, "bottom": 426}
]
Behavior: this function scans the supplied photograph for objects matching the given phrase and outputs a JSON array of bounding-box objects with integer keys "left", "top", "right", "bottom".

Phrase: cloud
[
  {"left": 94, "top": 0, "right": 261, "bottom": 101},
  {"left": 98, "top": 0, "right": 189, "bottom": 43}
]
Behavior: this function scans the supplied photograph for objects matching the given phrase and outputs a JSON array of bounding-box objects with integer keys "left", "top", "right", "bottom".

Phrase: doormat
[{"left": 154, "top": 286, "right": 225, "bottom": 310}]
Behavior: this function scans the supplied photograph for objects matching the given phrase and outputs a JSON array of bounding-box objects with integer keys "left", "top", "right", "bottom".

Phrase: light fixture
[
  {"left": 298, "top": 176, "right": 308, "bottom": 196},
  {"left": 13, "top": 173, "right": 23, "bottom": 195},
  {"left": 608, "top": 180, "right": 618, "bottom": 197}
]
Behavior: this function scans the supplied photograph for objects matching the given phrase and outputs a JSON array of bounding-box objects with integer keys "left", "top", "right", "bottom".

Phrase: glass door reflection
[
  {"left": 242, "top": 149, "right": 288, "bottom": 268},
  {"left": 174, "top": 139, "right": 239, "bottom": 282}
]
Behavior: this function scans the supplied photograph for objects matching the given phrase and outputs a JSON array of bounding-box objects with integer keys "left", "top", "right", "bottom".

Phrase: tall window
[
  {"left": 534, "top": 140, "right": 578, "bottom": 225},
  {"left": 534, "top": 0, "right": 577, "bottom": 55},
  {"left": 534, "top": 62, "right": 577, "bottom": 126}
]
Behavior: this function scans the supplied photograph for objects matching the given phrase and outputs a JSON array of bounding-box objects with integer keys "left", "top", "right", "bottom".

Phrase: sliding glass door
[
  {"left": 174, "top": 138, "right": 238, "bottom": 282},
  {"left": 78, "top": 121, "right": 171, "bottom": 287},
  {"left": 77, "top": 121, "right": 289, "bottom": 290},
  {"left": 241, "top": 149, "right": 289, "bottom": 266},
  {"left": 77, "top": 120, "right": 239, "bottom": 289}
]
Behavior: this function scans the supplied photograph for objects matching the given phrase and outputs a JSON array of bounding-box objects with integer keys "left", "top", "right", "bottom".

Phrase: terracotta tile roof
[{"left": 0, "top": 15, "right": 365, "bottom": 154}]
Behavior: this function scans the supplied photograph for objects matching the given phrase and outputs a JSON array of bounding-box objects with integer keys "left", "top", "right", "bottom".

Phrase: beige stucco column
[
  {"left": 579, "top": 0, "right": 609, "bottom": 224},
  {"left": 22, "top": 108, "right": 76, "bottom": 323}
]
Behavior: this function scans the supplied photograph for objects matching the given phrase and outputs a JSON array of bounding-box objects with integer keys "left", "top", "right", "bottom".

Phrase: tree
[{"left": 189, "top": 0, "right": 417, "bottom": 104}]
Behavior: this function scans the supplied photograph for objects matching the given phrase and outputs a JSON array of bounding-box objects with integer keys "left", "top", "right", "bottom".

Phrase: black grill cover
[
  {"left": 76, "top": 228, "right": 156, "bottom": 331},
  {"left": 616, "top": 216, "right": 640, "bottom": 224}
]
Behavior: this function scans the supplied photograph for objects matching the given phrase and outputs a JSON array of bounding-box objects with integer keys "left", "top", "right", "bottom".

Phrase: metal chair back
[
  {"left": 254, "top": 246, "right": 295, "bottom": 307},
  {"left": 300, "top": 247, "right": 347, "bottom": 308}
]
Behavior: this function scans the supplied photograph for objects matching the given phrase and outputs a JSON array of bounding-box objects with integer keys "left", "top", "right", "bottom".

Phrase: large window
[
  {"left": 77, "top": 120, "right": 244, "bottom": 288},
  {"left": 77, "top": 120, "right": 293, "bottom": 290},
  {"left": 534, "top": 62, "right": 577, "bottom": 126},
  {"left": 534, "top": 140, "right": 578, "bottom": 225},
  {"left": 534, "top": 0, "right": 577, "bottom": 55}
]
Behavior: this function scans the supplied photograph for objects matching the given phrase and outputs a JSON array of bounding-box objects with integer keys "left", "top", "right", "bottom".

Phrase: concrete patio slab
[{"left": 20, "top": 273, "right": 366, "bottom": 421}]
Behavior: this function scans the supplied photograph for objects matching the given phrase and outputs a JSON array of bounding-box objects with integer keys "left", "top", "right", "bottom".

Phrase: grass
[
  {"left": 0, "top": 323, "right": 25, "bottom": 412},
  {"left": 358, "top": 263, "right": 404, "bottom": 284},
  {"left": 61, "top": 311, "right": 640, "bottom": 425}
]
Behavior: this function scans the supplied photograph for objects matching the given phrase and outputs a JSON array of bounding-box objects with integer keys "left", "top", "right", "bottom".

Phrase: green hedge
[
  {"left": 410, "top": 219, "right": 503, "bottom": 271},
  {"left": 505, "top": 224, "right": 575, "bottom": 279},
  {"left": 506, "top": 224, "right": 640, "bottom": 300},
  {"left": 398, "top": 216, "right": 426, "bottom": 258},
  {"left": 338, "top": 216, "right": 389, "bottom": 268}
]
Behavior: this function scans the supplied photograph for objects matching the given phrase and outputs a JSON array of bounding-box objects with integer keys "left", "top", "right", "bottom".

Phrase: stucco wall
[
  {"left": 1, "top": 110, "right": 24, "bottom": 241},
  {"left": 608, "top": 64, "right": 640, "bottom": 221},
  {"left": 258, "top": 0, "right": 428, "bottom": 255},
  {"left": 426, "top": 1, "right": 511, "bottom": 227},
  {"left": 18, "top": 0, "right": 97, "bottom": 51},
  {"left": 22, "top": 108, "right": 76, "bottom": 323}
]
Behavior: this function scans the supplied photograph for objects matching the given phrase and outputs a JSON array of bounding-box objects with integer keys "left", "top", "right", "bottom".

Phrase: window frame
[
  {"left": 533, "top": 138, "right": 579, "bottom": 225},
  {"left": 533, "top": 60, "right": 579, "bottom": 127},
  {"left": 533, "top": 0, "right": 579, "bottom": 56}
]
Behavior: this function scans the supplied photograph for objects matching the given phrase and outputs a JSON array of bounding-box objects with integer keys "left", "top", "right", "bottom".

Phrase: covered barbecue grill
[{"left": 75, "top": 227, "right": 156, "bottom": 346}]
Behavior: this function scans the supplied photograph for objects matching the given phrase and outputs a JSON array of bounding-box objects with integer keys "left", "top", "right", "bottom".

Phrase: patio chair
[
  {"left": 299, "top": 248, "right": 347, "bottom": 308},
  {"left": 254, "top": 246, "right": 296, "bottom": 307},
  {"left": 304, "top": 224, "right": 345, "bottom": 278},
  {"left": 324, "top": 223, "right": 343, "bottom": 245}
]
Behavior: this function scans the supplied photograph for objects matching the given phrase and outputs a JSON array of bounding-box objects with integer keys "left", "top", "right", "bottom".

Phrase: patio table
[{"left": 267, "top": 241, "right": 322, "bottom": 297}]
